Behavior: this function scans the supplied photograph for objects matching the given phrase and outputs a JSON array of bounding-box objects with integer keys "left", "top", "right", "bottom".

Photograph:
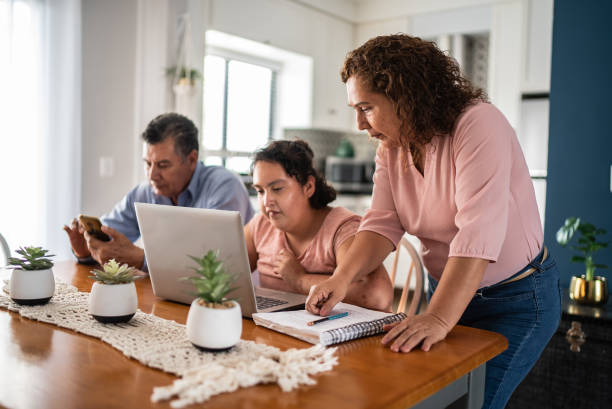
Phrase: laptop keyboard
[{"left": 256, "top": 295, "right": 289, "bottom": 310}]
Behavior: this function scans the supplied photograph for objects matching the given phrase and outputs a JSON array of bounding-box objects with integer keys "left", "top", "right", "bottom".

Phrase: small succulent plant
[
  {"left": 185, "top": 250, "right": 237, "bottom": 305},
  {"left": 90, "top": 259, "right": 143, "bottom": 285},
  {"left": 8, "top": 246, "right": 55, "bottom": 270}
]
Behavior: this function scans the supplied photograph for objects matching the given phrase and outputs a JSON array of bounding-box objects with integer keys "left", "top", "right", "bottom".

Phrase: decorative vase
[
  {"left": 89, "top": 281, "right": 137, "bottom": 323},
  {"left": 186, "top": 299, "right": 242, "bottom": 352},
  {"left": 10, "top": 268, "right": 55, "bottom": 305},
  {"left": 569, "top": 275, "right": 608, "bottom": 305}
]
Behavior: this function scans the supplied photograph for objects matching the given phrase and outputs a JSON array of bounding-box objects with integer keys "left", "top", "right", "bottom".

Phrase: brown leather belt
[{"left": 498, "top": 246, "right": 549, "bottom": 286}]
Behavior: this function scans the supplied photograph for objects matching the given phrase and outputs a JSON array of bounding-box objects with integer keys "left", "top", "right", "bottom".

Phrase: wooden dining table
[{"left": 0, "top": 261, "right": 507, "bottom": 409}]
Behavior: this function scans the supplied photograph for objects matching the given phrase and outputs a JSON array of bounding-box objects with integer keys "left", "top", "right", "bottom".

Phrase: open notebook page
[{"left": 252, "top": 302, "right": 397, "bottom": 345}]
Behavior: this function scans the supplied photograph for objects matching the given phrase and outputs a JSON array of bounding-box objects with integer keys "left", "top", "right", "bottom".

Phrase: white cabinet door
[{"left": 522, "top": 0, "right": 554, "bottom": 93}]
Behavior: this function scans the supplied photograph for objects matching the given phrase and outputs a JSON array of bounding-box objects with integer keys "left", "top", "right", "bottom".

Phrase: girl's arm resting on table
[
  {"left": 274, "top": 236, "right": 393, "bottom": 311},
  {"left": 381, "top": 256, "right": 488, "bottom": 352},
  {"left": 306, "top": 230, "right": 394, "bottom": 315},
  {"left": 272, "top": 250, "right": 326, "bottom": 292}
]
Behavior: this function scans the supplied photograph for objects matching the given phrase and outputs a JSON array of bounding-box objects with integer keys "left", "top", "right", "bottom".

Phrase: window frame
[{"left": 202, "top": 47, "right": 279, "bottom": 170}]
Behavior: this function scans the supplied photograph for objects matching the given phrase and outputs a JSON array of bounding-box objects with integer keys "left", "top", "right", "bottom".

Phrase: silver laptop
[{"left": 134, "top": 203, "right": 306, "bottom": 317}]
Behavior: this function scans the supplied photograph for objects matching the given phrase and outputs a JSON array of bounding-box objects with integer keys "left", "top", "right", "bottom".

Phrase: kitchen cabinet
[{"left": 521, "top": 0, "right": 554, "bottom": 94}]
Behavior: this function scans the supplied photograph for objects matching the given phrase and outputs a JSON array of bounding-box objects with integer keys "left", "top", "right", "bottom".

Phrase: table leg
[
  {"left": 412, "top": 364, "right": 486, "bottom": 409},
  {"left": 466, "top": 364, "right": 486, "bottom": 409}
]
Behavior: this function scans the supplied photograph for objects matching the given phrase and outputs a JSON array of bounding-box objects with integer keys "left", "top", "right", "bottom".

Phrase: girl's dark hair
[
  {"left": 252, "top": 139, "right": 336, "bottom": 209},
  {"left": 341, "top": 34, "right": 487, "bottom": 165}
]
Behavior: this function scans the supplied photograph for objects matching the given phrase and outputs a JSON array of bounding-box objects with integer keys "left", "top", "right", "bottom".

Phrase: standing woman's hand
[
  {"left": 381, "top": 257, "right": 488, "bottom": 353},
  {"left": 306, "top": 275, "right": 351, "bottom": 316},
  {"left": 381, "top": 312, "right": 452, "bottom": 352}
]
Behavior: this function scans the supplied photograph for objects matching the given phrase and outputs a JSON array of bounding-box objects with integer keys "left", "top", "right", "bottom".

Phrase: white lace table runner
[{"left": 1, "top": 279, "right": 337, "bottom": 408}]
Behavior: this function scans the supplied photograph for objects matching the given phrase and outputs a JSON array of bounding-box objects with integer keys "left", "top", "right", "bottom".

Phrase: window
[
  {"left": 0, "top": 0, "right": 80, "bottom": 259},
  {"left": 202, "top": 54, "right": 276, "bottom": 174},
  {"left": 1, "top": 0, "right": 45, "bottom": 249}
]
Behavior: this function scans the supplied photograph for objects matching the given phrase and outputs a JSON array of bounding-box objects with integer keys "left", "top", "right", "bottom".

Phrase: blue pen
[{"left": 307, "top": 311, "right": 349, "bottom": 326}]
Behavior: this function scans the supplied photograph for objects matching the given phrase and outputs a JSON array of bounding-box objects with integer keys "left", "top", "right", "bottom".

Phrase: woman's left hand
[
  {"left": 381, "top": 312, "right": 452, "bottom": 353},
  {"left": 273, "top": 249, "right": 306, "bottom": 291}
]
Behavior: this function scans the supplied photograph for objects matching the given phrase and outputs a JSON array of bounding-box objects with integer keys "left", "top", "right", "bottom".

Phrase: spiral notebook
[{"left": 252, "top": 302, "right": 407, "bottom": 346}]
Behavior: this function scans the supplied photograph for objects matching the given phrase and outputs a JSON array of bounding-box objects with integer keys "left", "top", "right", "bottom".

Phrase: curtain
[{"left": 0, "top": 0, "right": 81, "bottom": 260}]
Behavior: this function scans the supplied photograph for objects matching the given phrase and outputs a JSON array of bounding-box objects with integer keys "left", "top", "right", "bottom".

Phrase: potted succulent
[
  {"left": 184, "top": 250, "right": 242, "bottom": 351},
  {"left": 557, "top": 217, "right": 609, "bottom": 305},
  {"left": 8, "top": 246, "right": 55, "bottom": 305},
  {"left": 89, "top": 259, "right": 143, "bottom": 323}
]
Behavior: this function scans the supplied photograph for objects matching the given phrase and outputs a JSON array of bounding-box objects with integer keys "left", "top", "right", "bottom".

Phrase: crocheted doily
[{"left": 1, "top": 278, "right": 337, "bottom": 408}]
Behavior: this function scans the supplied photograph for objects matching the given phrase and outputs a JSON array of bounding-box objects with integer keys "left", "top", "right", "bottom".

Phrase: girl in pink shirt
[
  {"left": 245, "top": 140, "right": 393, "bottom": 311},
  {"left": 306, "top": 35, "right": 561, "bottom": 409}
]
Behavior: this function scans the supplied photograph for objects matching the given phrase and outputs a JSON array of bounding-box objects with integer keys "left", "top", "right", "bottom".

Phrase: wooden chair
[
  {"left": 0, "top": 233, "right": 10, "bottom": 267},
  {"left": 389, "top": 237, "right": 425, "bottom": 315}
]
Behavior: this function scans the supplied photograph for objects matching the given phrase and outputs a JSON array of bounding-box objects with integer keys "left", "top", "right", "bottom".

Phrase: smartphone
[{"left": 78, "top": 215, "right": 111, "bottom": 242}]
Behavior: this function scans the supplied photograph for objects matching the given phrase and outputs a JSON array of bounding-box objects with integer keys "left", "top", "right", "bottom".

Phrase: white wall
[
  {"left": 353, "top": 0, "right": 503, "bottom": 23},
  {"left": 350, "top": 0, "right": 528, "bottom": 130},
  {"left": 205, "top": 29, "right": 313, "bottom": 139},
  {"left": 81, "top": 0, "right": 138, "bottom": 216},
  {"left": 80, "top": 0, "right": 552, "bottom": 216},
  {"left": 352, "top": 0, "right": 553, "bottom": 131},
  {"left": 81, "top": 0, "right": 355, "bottom": 216},
  {"left": 208, "top": 0, "right": 354, "bottom": 130},
  {"left": 355, "top": 17, "right": 411, "bottom": 50}
]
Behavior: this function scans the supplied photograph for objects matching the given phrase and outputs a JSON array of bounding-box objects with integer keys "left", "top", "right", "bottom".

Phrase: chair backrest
[
  {"left": 0, "top": 233, "right": 10, "bottom": 267},
  {"left": 389, "top": 237, "right": 425, "bottom": 316}
]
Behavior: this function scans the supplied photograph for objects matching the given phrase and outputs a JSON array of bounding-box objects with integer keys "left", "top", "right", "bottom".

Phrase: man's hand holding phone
[
  {"left": 63, "top": 214, "right": 109, "bottom": 260},
  {"left": 77, "top": 215, "right": 111, "bottom": 242},
  {"left": 84, "top": 225, "right": 145, "bottom": 269},
  {"left": 63, "top": 215, "right": 145, "bottom": 270}
]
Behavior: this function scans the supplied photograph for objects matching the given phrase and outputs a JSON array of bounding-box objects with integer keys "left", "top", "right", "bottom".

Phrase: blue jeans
[{"left": 428, "top": 248, "right": 561, "bottom": 409}]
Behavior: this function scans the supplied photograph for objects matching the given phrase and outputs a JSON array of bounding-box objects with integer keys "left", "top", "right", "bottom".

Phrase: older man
[{"left": 64, "top": 112, "right": 254, "bottom": 270}]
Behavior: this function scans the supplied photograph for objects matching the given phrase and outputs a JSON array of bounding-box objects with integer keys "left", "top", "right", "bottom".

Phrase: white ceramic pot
[
  {"left": 89, "top": 281, "right": 137, "bottom": 323},
  {"left": 186, "top": 299, "right": 242, "bottom": 351},
  {"left": 10, "top": 268, "right": 55, "bottom": 305}
]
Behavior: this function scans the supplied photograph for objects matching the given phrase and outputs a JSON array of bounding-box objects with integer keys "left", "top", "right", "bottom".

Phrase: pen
[{"left": 307, "top": 312, "right": 349, "bottom": 326}]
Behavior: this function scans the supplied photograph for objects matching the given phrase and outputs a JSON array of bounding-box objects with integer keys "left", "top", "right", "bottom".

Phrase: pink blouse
[
  {"left": 359, "top": 102, "right": 543, "bottom": 288},
  {"left": 248, "top": 207, "right": 361, "bottom": 290}
]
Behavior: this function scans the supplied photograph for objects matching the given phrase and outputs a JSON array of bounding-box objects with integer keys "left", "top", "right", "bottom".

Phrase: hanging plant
[{"left": 165, "top": 66, "right": 202, "bottom": 85}]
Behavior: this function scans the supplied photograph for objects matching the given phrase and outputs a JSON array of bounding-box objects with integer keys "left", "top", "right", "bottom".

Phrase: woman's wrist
[
  {"left": 422, "top": 310, "right": 453, "bottom": 334},
  {"left": 426, "top": 256, "right": 488, "bottom": 329}
]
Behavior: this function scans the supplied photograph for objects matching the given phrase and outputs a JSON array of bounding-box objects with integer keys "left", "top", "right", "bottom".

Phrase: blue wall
[{"left": 545, "top": 0, "right": 612, "bottom": 293}]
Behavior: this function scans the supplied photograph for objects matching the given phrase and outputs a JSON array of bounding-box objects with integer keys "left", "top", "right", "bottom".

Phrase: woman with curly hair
[
  {"left": 245, "top": 139, "right": 393, "bottom": 311},
  {"left": 306, "top": 34, "right": 561, "bottom": 409}
]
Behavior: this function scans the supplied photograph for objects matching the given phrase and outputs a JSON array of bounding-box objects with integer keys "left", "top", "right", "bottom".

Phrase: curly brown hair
[{"left": 341, "top": 34, "right": 487, "bottom": 164}]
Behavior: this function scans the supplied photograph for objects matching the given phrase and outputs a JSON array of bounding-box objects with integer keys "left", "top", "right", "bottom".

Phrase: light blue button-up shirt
[{"left": 101, "top": 161, "right": 254, "bottom": 270}]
